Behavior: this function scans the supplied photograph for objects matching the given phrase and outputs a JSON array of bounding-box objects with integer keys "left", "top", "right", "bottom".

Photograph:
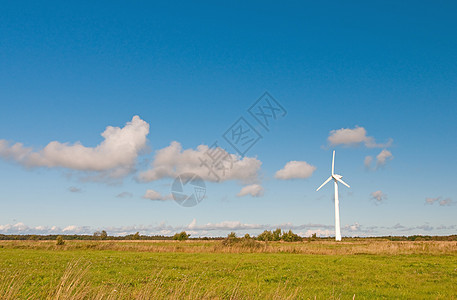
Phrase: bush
[
  {"left": 281, "top": 230, "right": 302, "bottom": 242},
  {"left": 222, "top": 232, "right": 261, "bottom": 249},
  {"left": 257, "top": 229, "right": 302, "bottom": 242},
  {"left": 222, "top": 232, "right": 239, "bottom": 246},
  {"left": 132, "top": 232, "right": 140, "bottom": 240},
  {"left": 239, "top": 238, "right": 261, "bottom": 249},
  {"left": 94, "top": 230, "right": 108, "bottom": 240},
  {"left": 173, "top": 231, "right": 190, "bottom": 241},
  {"left": 273, "top": 228, "right": 282, "bottom": 241},
  {"left": 308, "top": 233, "right": 318, "bottom": 242},
  {"left": 56, "top": 236, "right": 65, "bottom": 246},
  {"left": 227, "top": 232, "right": 237, "bottom": 239},
  {"left": 257, "top": 230, "right": 274, "bottom": 241}
]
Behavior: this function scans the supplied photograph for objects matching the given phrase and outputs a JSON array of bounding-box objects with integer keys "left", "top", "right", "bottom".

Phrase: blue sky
[{"left": 0, "top": 1, "right": 456, "bottom": 237}]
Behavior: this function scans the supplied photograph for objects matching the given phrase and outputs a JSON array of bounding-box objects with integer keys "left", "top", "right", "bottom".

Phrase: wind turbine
[{"left": 316, "top": 150, "right": 350, "bottom": 241}]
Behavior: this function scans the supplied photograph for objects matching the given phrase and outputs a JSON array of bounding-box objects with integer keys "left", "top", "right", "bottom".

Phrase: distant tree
[
  {"left": 56, "top": 235, "right": 65, "bottom": 245},
  {"left": 132, "top": 232, "right": 140, "bottom": 240},
  {"left": 100, "top": 230, "right": 108, "bottom": 240},
  {"left": 222, "top": 232, "right": 241, "bottom": 246},
  {"left": 227, "top": 232, "right": 237, "bottom": 239},
  {"left": 257, "top": 230, "right": 274, "bottom": 241},
  {"left": 281, "top": 230, "right": 302, "bottom": 242},
  {"left": 93, "top": 231, "right": 101, "bottom": 239},
  {"left": 173, "top": 231, "right": 189, "bottom": 241},
  {"left": 244, "top": 233, "right": 251, "bottom": 239},
  {"left": 309, "top": 233, "right": 318, "bottom": 242},
  {"left": 273, "top": 228, "right": 282, "bottom": 241}
]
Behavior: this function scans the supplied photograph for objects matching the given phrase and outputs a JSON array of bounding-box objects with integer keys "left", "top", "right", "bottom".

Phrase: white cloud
[
  {"left": 371, "top": 190, "right": 387, "bottom": 203},
  {"left": 143, "top": 189, "right": 172, "bottom": 201},
  {"left": 0, "top": 223, "right": 92, "bottom": 235},
  {"left": 12, "top": 222, "right": 28, "bottom": 231},
  {"left": 345, "top": 222, "right": 361, "bottom": 232},
  {"left": 138, "top": 141, "right": 261, "bottom": 184},
  {"left": 63, "top": 225, "right": 79, "bottom": 232},
  {"left": 188, "top": 218, "right": 197, "bottom": 229},
  {"left": 275, "top": 161, "right": 316, "bottom": 180},
  {"left": 439, "top": 198, "right": 454, "bottom": 206},
  {"left": 416, "top": 224, "right": 434, "bottom": 231},
  {"left": 364, "top": 156, "right": 373, "bottom": 168},
  {"left": 376, "top": 149, "right": 393, "bottom": 167},
  {"left": 236, "top": 184, "right": 264, "bottom": 197},
  {"left": 425, "top": 197, "right": 439, "bottom": 204},
  {"left": 187, "top": 219, "right": 263, "bottom": 231},
  {"left": 302, "top": 229, "right": 333, "bottom": 237},
  {"left": 68, "top": 186, "right": 82, "bottom": 193},
  {"left": 0, "top": 116, "right": 150, "bottom": 179},
  {"left": 328, "top": 126, "right": 392, "bottom": 148},
  {"left": 364, "top": 150, "right": 393, "bottom": 170},
  {"left": 425, "top": 196, "right": 454, "bottom": 206},
  {"left": 116, "top": 192, "right": 133, "bottom": 198}
]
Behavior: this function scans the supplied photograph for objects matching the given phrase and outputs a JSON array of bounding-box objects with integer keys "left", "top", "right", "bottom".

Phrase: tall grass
[
  {"left": 0, "top": 259, "right": 302, "bottom": 299},
  {"left": 1, "top": 239, "right": 456, "bottom": 255}
]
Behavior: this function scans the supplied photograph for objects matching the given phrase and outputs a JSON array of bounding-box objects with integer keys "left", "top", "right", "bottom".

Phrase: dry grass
[{"left": 1, "top": 239, "right": 456, "bottom": 255}]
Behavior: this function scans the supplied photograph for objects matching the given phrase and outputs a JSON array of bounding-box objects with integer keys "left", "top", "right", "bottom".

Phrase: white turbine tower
[{"left": 316, "top": 150, "right": 350, "bottom": 241}]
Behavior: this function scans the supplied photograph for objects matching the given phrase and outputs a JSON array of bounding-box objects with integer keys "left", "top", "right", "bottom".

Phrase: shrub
[
  {"left": 100, "top": 230, "right": 108, "bottom": 240},
  {"left": 173, "top": 231, "right": 190, "bottom": 241},
  {"left": 240, "top": 238, "right": 261, "bottom": 249},
  {"left": 227, "top": 232, "right": 237, "bottom": 239},
  {"left": 222, "top": 232, "right": 261, "bottom": 248},
  {"left": 257, "top": 230, "right": 274, "bottom": 241},
  {"left": 222, "top": 232, "right": 239, "bottom": 246},
  {"left": 281, "top": 230, "right": 302, "bottom": 242},
  {"left": 309, "top": 233, "right": 318, "bottom": 242},
  {"left": 273, "top": 228, "right": 282, "bottom": 241},
  {"left": 56, "top": 236, "right": 65, "bottom": 246},
  {"left": 257, "top": 229, "right": 302, "bottom": 242}
]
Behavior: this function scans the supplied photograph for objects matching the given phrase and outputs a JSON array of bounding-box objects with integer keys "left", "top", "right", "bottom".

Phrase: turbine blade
[
  {"left": 316, "top": 176, "right": 332, "bottom": 191},
  {"left": 332, "top": 151, "right": 335, "bottom": 175},
  {"left": 336, "top": 177, "right": 350, "bottom": 188}
]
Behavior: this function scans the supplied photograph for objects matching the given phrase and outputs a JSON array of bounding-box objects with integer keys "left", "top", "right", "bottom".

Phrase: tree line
[{"left": 1, "top": 231, "right": 456, "bottom": 241}]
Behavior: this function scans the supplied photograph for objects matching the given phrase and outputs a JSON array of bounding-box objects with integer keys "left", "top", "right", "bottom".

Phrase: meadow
[{"left": 0, "top": 239, "right": 456, "bottom": 299}]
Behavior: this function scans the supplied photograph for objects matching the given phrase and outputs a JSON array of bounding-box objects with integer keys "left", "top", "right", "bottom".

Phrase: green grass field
[{"left": 1, "top": 240, "right": 456, "bottom": 299}]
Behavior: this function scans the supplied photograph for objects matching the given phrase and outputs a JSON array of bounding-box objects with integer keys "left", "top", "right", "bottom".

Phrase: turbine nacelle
[
  {"left": 315, "top": 152, "right": 351, "bottom": 192},
  {"left": 332, "top": 174, "right": 342, "bottom": 180},
  {"left": 333, "top": 174, "right": 350, "bottom": 188}
]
